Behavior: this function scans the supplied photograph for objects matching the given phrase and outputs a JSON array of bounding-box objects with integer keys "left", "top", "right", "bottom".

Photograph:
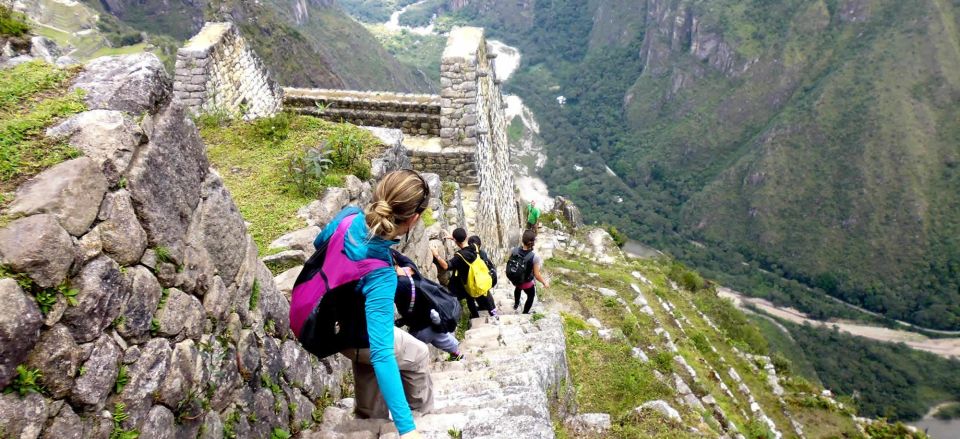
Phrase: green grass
[
  {"left": 506, "top": 117, "right": 524, "bottom": 144},
  {"left": 200, "top": 114, "right": 384, "bottom": 250},
  {"left": 91, "top": 43, "right": 150, "bottom": 58},
  {"left": 0, "top": 61, "right": 85, "bottom": 191}
]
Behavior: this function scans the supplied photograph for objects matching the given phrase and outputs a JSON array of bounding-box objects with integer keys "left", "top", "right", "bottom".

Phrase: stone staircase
[{"left": 303, "top": 279, "right": 569, "bottom": 439}]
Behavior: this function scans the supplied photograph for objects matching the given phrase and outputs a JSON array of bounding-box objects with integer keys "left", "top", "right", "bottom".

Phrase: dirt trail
[{"left": 718, "top": 287, "right": 960, "bottom": 358}]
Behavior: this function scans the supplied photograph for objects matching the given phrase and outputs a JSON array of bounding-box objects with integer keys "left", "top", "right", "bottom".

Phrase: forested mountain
[
  {"left": 452, "top": 0, "right": 960, "bottom": 330},
  {"left": 86, "top": 0, "right": 434, "bottom": 91}
]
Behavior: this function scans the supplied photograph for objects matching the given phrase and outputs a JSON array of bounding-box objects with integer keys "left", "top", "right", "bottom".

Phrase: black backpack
[
  {"left": 393, "top": 250, "right": 462, "bottom": 333},
  {"left": 505, "top": 247, "right": 535, "bottom": 285}
]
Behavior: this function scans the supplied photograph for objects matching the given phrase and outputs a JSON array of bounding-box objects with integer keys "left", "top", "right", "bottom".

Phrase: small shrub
[
  {"left": 605, "top": 224, "right": 627, "bottom": 248},
  {"left": 326, "top": 124, "right": 365, "bottom": 168},
  {"left": 744, "top": 418, "right": 774, "bottom": 439},
  {"left": 690, "top": 332, "right": 711, "bottom": 353},
  {"left": 441, "top": 182, "right": 457, "bottom": 205},
  {"left": 110, "top": 402, "right": 139, "bottom": 439},
  {"left": 448, "top": 428, "right": 463, "bottom": 439},
  {"left": 7, "top": 365, "right": 43, "bottom": 396},
  {"left": 0, "top": 6, "right": 29, "bottom": 37},
  {"left": 271, "top": 428, "right": 291, "bottom": 439},
  {"left": 284, "top": 143, "right": 333, "bottom": 197},
  {"left": 421, "top": 207, "right": 436, "bottom": 226},
  {"left": 252, "top": 112, "right": 293, "bottom": 144},
  {"left": 770, "top": 352, "right": 792, "bottom": 375},
  {"left": 652, "top": 351, "right": 674, "bottom": 373},
  {"left": 531, "top": 312, "right": 545, "bottom": 322},
  {"left": 194, "top": 107, "right": 233, "bottom": 129}
]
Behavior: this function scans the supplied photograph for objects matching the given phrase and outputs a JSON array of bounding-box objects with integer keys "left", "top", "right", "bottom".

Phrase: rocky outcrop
[{"left": 0, "top": 53, "right": 350, "bottom": 437}]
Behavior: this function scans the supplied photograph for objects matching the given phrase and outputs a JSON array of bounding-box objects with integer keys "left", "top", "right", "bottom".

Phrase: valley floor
[{"left": 718, "top": 288, "right": 960, "bottom": 358}]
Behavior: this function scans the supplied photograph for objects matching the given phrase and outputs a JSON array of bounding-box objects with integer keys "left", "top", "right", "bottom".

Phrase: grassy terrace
[
  {"left": 541, "top": 240, "right": 874, "bottom": 438},
  {"left": 0, "top": 61, "right": 85, "bottom": 198},
  {"left": 198, "top": 113, "right": 385, "bottom": 251}
]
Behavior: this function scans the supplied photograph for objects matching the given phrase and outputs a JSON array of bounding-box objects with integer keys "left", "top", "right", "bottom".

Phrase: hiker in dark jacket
[
  {"left": 430, "top": 228, "right": 498, "bottom": 319},
  {"left": 392, "top": 250, "right": 465, "bottom": 361},
  {"left": 511, "top": 228, "right": 549, "bottom": 314}
]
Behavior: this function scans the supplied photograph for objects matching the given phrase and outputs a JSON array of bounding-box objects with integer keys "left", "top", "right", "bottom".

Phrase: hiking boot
[{"left": 448, "top": 352, "right": 464, "bottom": 362}]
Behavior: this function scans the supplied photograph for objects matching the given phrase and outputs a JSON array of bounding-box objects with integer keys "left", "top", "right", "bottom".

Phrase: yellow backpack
[{"left": 457, "top": 244, "right": 493, "bottom": 298}]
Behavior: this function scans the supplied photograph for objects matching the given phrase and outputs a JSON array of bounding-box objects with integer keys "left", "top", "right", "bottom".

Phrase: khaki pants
[{"left": 340, "top": 327, "right": 434, "bottom": 419}]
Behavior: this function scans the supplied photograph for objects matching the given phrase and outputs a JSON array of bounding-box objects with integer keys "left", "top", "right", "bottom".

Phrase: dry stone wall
[
  {"left": 439, "top": 27, "right": 520, "bottom": 259},
  {"left": 173, "top": 22, "right": 283, "bottom": 119},
  {"left": 0, "top": 54, "right": 347, "bottom": 439},
  {"left": 283, "top": 88, "right": 441, "bottom": 136}
]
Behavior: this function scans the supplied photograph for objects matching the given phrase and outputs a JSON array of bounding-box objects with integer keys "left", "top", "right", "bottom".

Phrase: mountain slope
[
  {"left": 86, "top": 0, "right": 435, "bottom": 92},
  {"left": 452, "top": 0, "right": 960, "bottom": 330}
]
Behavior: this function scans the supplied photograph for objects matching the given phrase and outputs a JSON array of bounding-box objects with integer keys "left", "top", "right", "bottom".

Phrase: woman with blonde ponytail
[{"left": 293, "top": 169, "right": 431, "bottom": 439}]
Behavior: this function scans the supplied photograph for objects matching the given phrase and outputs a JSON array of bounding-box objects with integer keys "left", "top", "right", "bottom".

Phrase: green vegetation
[
  {"left": 441, "top": 182, "right": 456, "bottom": 205},
  {"left": 249, "top": 279, "right": 261, "bottom": 311},
  {"left": 0, "top": 5, "right": 29, "bottom": 37},
  {"left": 199, "top": 113, "right": 384, "bottom": 249},
  {"left": 787, "top": 321, "right": 960, "bottom": 421},
  {"left": 371, "top": 29, "right": 445, "bottom": 86},
  {"left": 506, "top": 117, "right": 524, "bottom": 144},
  {"left": 934, "top": 402, "right": 960, "bottom": 420},
  {"left": 114, "top": 364, "right": 129, "bottom": 394},
  {"left": 270, "top": 428, "right": 291, "bottom": 439},
  {"left": 5, "top": 365, "right": 43, "bottom": 396},
  {"left": 110, "top": 402, "right": 139, "bottom": 439},
  {"left": 338, "top": 0, "right": 419, "bottom": 23},
  {"left": 0, "top": 61, "right": 85, "bottom": 191},
  {"left": 397, "top": 0, "right": 446, "bottom": 28},
  {"left": 472, "top": 0, "right": 960, "bottom": 331}
]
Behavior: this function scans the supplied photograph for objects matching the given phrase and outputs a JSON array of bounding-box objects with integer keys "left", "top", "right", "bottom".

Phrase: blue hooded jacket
[{"left": 314, "top": 206, "right": 415, "bottom": 434}]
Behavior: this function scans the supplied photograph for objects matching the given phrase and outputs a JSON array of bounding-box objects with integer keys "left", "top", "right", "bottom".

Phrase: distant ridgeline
[{"left": 172, "top": 22, "right": 520, "bottom": 260}]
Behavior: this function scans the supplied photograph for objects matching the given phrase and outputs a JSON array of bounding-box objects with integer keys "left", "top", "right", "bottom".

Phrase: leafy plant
[
  {"left": 441, "top": 182, "right": 457, "bottom": 205},
  {"left": 252, "top": 112, "right": 293, "bottom": 144},
  {"left": 109, "top": 402, "right": 139, "bottom": 439},
  {"left": 271, "top": 428, "right": 291, "bottom": 439},
  {"left": 447, "top": 428, "right": 463, "bottom": 439},
  {"left": 531, "top": 312, "right": 545, "bottom": 322},
  {"left": 421, "top": 207, "right": 436, "bottom": 226},
  {"left": 284, "top": 143, "right": 333, "bottom": 197},
  {"left": 7, "top": 365, "right": 43, "bottom": 396},
  {"left": 249, "top": 279, "right": 261, "bottom": 311},
  {"left": 223, "top": 410, "right": 241, "bottom": 439},
  {"left": 33, "top": 289, "right": 58, "bottom": 315},
  {"left": 327, "top": 124, "right": 365, "bottom": 168},
  {"left": 154, "top": 247, "right": 172, "bottom": 264},
  {"left": 115, "top": 364, "right": 129, "bottom": 393}
]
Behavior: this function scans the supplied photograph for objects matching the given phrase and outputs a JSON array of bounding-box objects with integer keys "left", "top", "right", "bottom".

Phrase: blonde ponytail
[{"left": 365, "top": 170, "right": 429, "bottom": 239}]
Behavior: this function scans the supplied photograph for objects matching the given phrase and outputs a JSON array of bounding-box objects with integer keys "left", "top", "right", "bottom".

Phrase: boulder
[
  {"left": 126, "top": 104, "right": 208, "bottom": 257},
  {"left": 193, "top": 173, "right": 246, "bottom": 282},
  {"left": 46, "top": 110, "right": 144, "bottom": 185},
  {"left": 77, "top": 227, "right": 103, "bottom": 265},
  {"left": 262, "top": 249, "right": 306, "bottom": 266},
  {"left": 0, "top": 392, "right": 46, "bottom": 439},
  {"left": 0, "top": 278, "right": 43, "bottom": 388},
  {"left": 202, "top": 276, "right": 233, "bottom": 321},
  {"left": 630, "top": 347, "right": 649, "bottom": 362},
  {"left": 155, "top": 288, "right": 203, "bottom": 340},
  {"left": 0, "top": 238, "right": 61, "bottom": 297},
  {"left": 297, "top": 187, "right": 350, "bottom": 227},
  {"left": 70, "top": 334, "right": 120, "bottom": 408},
  {"left": 553, "top": 196, "right": 583, "bottom": 228},
  {"left": 268, "top": 226, "right": 320, "bottom": 253},
  {"left": 344, "top": 174, "right": 364, "bottom": 200},
  {"left": 7, "top": 157, "right": 108, "bottom": 236},
  {"left": 71, "top": 53, "right": 171, "bottom": 114},
  {"left": 140, "top": 405, "right": 176, "bottom": 439},
  {"left": 274, "top": 266, "right": 303, "bottom": 301},
  {"left": 156, "top": 340, "right": 201, "bottom": 409},
  {"left": 564, "top": 413, "right": 611, "bottom": 436},
  {"left": 26, "top": 324, "right": 81, "bottom": 399},
  {"left": 597, "top": 287, "right": 618, "bottom": 297},
  {"left": 97, "top": 190, "right": 148, "bottom": 265},
  {"left": 117, "top": 338, "right": 171, "bottom": 427},
  {"left": 198, "top": 411, "right": 223, "bottom": 439},
  {"left": 42, "top": 403, "right": 83, "bottom": 439},
  {"left": 370, "top": 138, "right": 411, "bottom": 180},
  {"left": 237, "top": 330, "right": 260, "bottom": 381},
  {"left": 281, "top": 339, "right": 311, "bottom": 388},
  {"left": 116, "top": 266, "right": 163, "bottom": 342},
  {"left": 636, "top": 400, "right": 681, "bottom": 422},
  {"left": 422, "top": 172, "right": 441, "bottom": 202},
  {"left": 61, "top": 256, "right": 127, "bottom": 343},
  {"left": 29, "top": 36, "right": 60, "bottom": 63}
]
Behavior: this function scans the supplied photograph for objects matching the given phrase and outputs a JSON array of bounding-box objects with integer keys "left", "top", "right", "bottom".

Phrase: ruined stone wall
[
  {"left": 0, "top": 54, "right": 345, "bottom": 439},
  {"left": 173, "top": 22, "right": 283, "bottom": 119},
  {"left": 406, "top": 147, "right": 478, "bottom": 185},
  {"left": 439, "top": 27, "right": 520, "bottom": 259},
  {"left": 283, "top": 88, "right": 441, "bottom": 136}
]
